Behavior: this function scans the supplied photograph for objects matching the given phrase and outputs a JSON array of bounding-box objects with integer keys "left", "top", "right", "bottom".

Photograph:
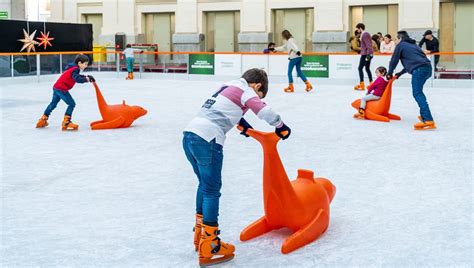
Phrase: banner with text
[
  {"left": 301, "top": 55, "right": 329, "bottom": 78},
  {"left": 189, "top": 54, "right": 215, "bottom": 75}
]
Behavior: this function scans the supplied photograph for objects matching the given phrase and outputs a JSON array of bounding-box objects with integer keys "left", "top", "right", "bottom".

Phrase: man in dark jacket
[
  {"left": 419, "top": 30, "right": 439, "bottom": 70},
  {"left": 387, "top": 31, "right": 436, "bottom": 130}
]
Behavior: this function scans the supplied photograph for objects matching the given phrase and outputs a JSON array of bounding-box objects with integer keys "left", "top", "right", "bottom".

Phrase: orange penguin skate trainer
[
  {"left": 237, "top": 126, "right": 336, "bottom": 254},
  {"left": 351, "top": 78, "right": 401, "bottom": 122}
]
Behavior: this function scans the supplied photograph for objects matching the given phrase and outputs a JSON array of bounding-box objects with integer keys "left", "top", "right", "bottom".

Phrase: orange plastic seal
[
  {"left": 351, "top": 79, "right": 401, "bottom": 122},
  {"left": 90, "top": 82, "right": 147, "bottom": 130},
  {"left": 238, "top": 126, "right": 336, "bottom": 254}
]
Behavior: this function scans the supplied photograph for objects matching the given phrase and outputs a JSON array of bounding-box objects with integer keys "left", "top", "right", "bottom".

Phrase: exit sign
[{"left": 0, "top": 11, "right": 8, "bottom": 19}]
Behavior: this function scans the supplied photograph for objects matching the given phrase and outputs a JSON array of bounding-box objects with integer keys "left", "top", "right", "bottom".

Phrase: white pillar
[
  {"left": 176, "top": 0, "right": 198, "bottom": 34},
  {"left": 241, "top": 0, "right": 265, "bottom": 33},
  {"left": 314, "top": 0, "right": 344, "bottom": 31}
]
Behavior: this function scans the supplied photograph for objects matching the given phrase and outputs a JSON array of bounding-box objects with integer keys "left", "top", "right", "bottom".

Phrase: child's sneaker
[
  {"left": 199, "top": 224, "right": 235, "bottom": 267},
  {"left": 62, "top": 116, "right": 78, "bottom": 131},
  {"left": 305, "top": 81, "right": 313, "bottom": 92},
  {"left": 353, "top": 108, "right": 365, "bottom": 119},
  {"left": 36, "top": 115, "right": 49, "bottom": 128},
  {"left": 354, "top": 82, "right": 365, "bottom": 91},
  {"left": 193, "top": 214, "right": 203, "bottom": 252},
  {"left": 284, "top": 83, "right": 294, "bottom": 93},
  {"left": 414, "top": 120, "right": 436, "bottom": 130}
]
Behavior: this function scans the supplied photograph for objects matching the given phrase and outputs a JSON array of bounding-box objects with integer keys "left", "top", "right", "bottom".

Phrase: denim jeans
[
  {"left": 44, "top": 89, "right": 76, "bottom": 117},
  {"left": 358, "top": 55, "right": 373, "bottom": 82},
  {"left": 411, "top": 65, "right": 434, "bottom": 121},
  {"left": 126, "top": 57, "right": 135, "bottom": 72},
  {"left": 183, "top": 132, "right": 223, "bottom": 226},
  {"left": 288, "top": 57, "right": 307, "bottom": 84}
]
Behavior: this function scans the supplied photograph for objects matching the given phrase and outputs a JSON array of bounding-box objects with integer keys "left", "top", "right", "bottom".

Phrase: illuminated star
[
  {"left": 18, "top": 29, "right": 39, "bottom": 52},
  {"left": 36, "top": 31, "right": 54, "bottom": 50}
]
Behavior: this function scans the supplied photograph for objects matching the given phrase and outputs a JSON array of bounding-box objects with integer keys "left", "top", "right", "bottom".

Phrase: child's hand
[
  {"left": 238, "top": 118, "right": 253, "bottom": 137},
  {"left": 87, "top": 75, "right": 96, "bottom": 83},
  {"left": 275, "top": 123, "right": 291, "bottom": 140}
]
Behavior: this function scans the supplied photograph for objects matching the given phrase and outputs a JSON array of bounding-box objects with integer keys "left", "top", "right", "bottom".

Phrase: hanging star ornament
[
  {"left": 36, "top": 31, "right": 54, "bottom": 50},
  {"left": 18, "top": 29, "right": 39, "bottom": 52}
]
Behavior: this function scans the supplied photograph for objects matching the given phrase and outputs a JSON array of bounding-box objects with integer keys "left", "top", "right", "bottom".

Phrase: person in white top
[
  {"left": 274, "top": 30, "right": 313, "bottom": 93},
  {"left": 380, "top": 34, "right": 396, "bottom": 54},
  {"left": 121, "top": 44, "right": 143, "bottom": 80}
]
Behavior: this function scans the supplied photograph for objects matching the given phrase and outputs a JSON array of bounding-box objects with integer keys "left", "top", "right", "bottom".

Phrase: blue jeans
[
  {"left": 44, "top": 89, "right": 76, "bottom": 116},
  {"left": 411, "top": 65, "right": 433, "bottom": 121},
  {"left": 182, "top": 132, "right": 223, "bottom": 226},
  {"left": 126, "top": 57, "right": 134, "bottom": 72},
  {"left": 288, "top": 57, "right": 307, "bottom": 84}
]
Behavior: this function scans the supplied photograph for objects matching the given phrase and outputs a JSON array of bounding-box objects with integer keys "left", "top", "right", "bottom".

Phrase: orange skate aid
[
  {"left": 90, "top": 82, "right": 147, "bottom": 130},
  {"left": 237, "top": 126, "right": 336, "bottom": 254},
  {"left": 351, "top": 78, "right": 401, "bottom": 122}
]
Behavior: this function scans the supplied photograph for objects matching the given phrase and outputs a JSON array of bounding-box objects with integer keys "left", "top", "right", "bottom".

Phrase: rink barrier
[{"left": 0, "top": 51, "right": 472, "bottom": 81}]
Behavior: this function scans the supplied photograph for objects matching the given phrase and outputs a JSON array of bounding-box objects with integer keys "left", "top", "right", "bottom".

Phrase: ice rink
[{"left": 1, "top": 75, "right": 472, "bottom": 267}]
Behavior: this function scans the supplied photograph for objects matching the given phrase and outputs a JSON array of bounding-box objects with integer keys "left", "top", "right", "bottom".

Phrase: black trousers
[{"left": 358, "top": 55, "right": 373, "bottom": 82}]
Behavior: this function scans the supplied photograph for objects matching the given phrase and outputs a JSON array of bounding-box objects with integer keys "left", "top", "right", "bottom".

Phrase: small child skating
[
  {"left": 183, "top": 68, "right": 291, "bottom": 266},
  {"left": 354, "top": 66, "right": 388, "bottom": 119},
  {"left": 36, "top": 54, "right": 94, "bottom": 130},
  {"left": 122, "top": 44, "right": 142, "bottom": 80}
]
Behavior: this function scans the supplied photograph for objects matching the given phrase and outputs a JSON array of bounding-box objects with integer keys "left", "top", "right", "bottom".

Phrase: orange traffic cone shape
[
  {"left": 193, "top": 214, "right": 203, "bottom": 251},
  {"left": 238, "top": 126, "right": 336, "bottom": 254},
  {"left": 90, "top": 82, "right": 147, "bottom": 130},
  {"left": 351, "top": 79, "right": 401, "bottom": 122}
]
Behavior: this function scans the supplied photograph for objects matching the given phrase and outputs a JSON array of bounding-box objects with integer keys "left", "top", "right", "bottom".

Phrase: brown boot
[
  {"left": 354, "top": 82, "right": 365, "bottom": 91},
  {"left": 36, "top": 115, "right": 49, "bottom": 128},
  {"left": 62, "top": 115, "right": 78, "bottom": 131},
  {"left": 193, "top": 214, "right": 203, "bottom": 251},
  {"left": 284, "top": 83, "right": 294, "bottom": 93},
  {"left": 305, "top": 80, "right": 313, "bottom": 92},
  {"left": 199, "top": 224, "right": 235, "bottom": 266}
]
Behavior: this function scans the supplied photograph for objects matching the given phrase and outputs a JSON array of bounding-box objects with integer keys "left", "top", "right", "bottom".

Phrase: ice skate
[
  {"left": 193, "top": 214, "right": 203, "bottom": 251},
  {"left": 62, "top": 115, "right": 78, "bottom": 131},
  {"left": 284, "top": 83, "right": 294, "bottom": 93},
  {"left": 414, "top": 120, "right": 436, "bottom": 130},
  {"left": 36, "top": 115, "right": 49, "bottom": 128},
  {"left": 199, "top": 224, "right": 235, "bottom": 267},
  {"left": 305, "top": 81, "right": 313, "bottom": 92},
  {"left": 354, "top": 82, "right": 365, "bottom": 91},
  {"left": 353, "top": 108, "right": 365, "bottom": 119}
]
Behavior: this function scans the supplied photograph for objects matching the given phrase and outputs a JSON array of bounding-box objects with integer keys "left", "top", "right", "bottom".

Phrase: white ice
[{"left": 1, "top": 74, "right": 472, "bottom": 267}]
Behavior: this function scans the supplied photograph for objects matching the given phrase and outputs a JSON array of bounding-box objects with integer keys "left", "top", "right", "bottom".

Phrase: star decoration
[
  {"left": 36, "top": 31, "right": 54, "bottom": 50},
  {"left": 18, "top": 29, "right": 39, "bottom": 52}
]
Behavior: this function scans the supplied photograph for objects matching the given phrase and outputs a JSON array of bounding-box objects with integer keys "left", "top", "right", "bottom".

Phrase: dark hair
[
  {"left": 268, "top": 42, "right": 275, "bottom": 48},
  {"left": 281, "top": 30, "right": 292, "bottom": 40},
  {"left": 377, "top": 32, "right": 383, "bottom": 36},
  {"left": 75, "top": 54, "right": 89, "bottom": 65},
  {"left": 384, "top": 34, "right": 392, "bottom": 39},
  {"left": 126, "top": 44, "right": 131, "bottom": 48},
  {"left": 397, "top": 31, "right": 410, "bottom": 40},
  {"left": 355, "top": 23, "right": 365, "bottom": 30},
  {"left": 376, "top": 66, "right": 387, "bottom": 76},
  {"left": 241, "top": 68, "right": 268, "bottom": 98},
  {"left": 371, "top": 34, "right": 379, "bottom": 41},
  {"left": 354, "top": 30, "right": 360, "bottom": 36}
]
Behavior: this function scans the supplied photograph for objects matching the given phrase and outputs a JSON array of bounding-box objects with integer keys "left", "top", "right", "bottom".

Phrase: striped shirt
[{"left": 184, "top": 78, "right": 283, "bottom": 145}]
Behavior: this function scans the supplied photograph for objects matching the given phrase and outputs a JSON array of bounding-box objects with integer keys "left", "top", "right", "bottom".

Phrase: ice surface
[{"left": 1, "top": 75, "right": 472, "bottom": 267}]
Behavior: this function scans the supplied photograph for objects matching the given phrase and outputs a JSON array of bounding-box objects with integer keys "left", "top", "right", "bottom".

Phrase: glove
[
  {"left": 296, "top": 51, "right": 301, "bottom": 56},
  {"left": 386, "top": 74, "right": 393, "bottom": 80},
  {"left": 395, "top": 71, "right": 404, "bottom": 79},
  {"left": 139, "top": 50, "right": 144, "bottom": 54},
  {"left": 365, "top": 54, "right": 373, "bottom": 61},
  {"left": 275, "top": 123, "right": 291, "bottom": 140},
  {"left": 87, "top": 75, "right": 96, "bottom": 83},
  {"left": 238, "top": 118, "right": 253, "bottom": 137}
]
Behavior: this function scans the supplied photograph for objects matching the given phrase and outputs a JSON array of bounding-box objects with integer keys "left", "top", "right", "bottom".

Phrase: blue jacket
[{"left": 388, "top": 38, "right": 431, "bottom": 76}]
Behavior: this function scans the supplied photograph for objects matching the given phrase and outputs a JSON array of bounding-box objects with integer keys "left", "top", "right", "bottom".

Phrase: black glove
[
  {"left": 395, "top": 71, "right": 404, "bottom": 79},
  {"left": 238, "top": 118, "right": 253, "bottom": 137},
  {"left": 296, "top": 51, "right": 301, "bottom": 56},
  {"left": 386, "top": 74, "right": 393, "bottom": 80},
  {"left": 87, "top": 75, "right": 96, "bottom": 83},
  {"left": 365, "top": 54, "right": 373, "bottom": 61},
  {"left": 275, "top": 123, "right": 291, "bottom": 140}
]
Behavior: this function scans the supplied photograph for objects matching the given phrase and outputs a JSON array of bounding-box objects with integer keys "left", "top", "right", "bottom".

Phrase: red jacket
[
  {"left": 368, "top": 76, "right": 388, "bottom": 97},
  {"left": 53, "top": 64, "right": 88, "bottom": 91}
]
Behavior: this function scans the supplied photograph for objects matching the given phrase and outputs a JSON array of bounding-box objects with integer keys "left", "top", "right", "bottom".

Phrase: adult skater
[
  {"left": 387, "top": 31, "right": 436, "bottom": 130},
  {"left": 274, "top": 30, "right": 313, "bottom": 93},
  {"left": 354, "top": 23, "right": 374, "bottom": 91},
  {"left": 418, "top": 30, "right": 440, "bottom": 71}
]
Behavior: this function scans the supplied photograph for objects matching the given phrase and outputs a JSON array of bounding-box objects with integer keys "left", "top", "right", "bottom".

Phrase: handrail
[{"left": 1, "top": 51, "right": 473, "bottom": 56}]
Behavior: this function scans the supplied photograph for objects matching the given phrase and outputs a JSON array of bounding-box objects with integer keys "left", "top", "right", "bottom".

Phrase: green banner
[
  {"left": 301, "top": 55, "right": 329, "bottom": 78},
  {"left": 0, "top": 11, "right": 8, "bottom": 19},
  {"left": 189, "top": 54, "right": 215, "bottom": 75}
]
